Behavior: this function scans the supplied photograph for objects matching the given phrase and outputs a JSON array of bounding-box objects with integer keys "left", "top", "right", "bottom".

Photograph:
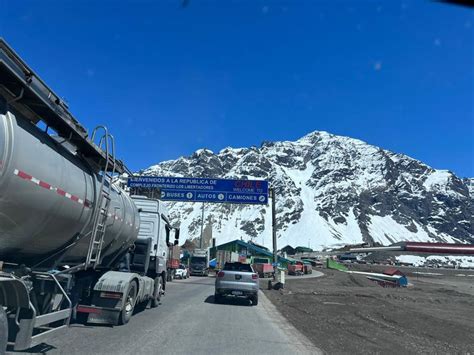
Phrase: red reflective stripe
[
  {"left": 17, "top": 170, "right": 32, "bottom": 180},
  {"left": 76, "top": 306, "right": 102, "bottom": 314},
  {"left": 39, "top": 181, "right": 51, "bottom": 189},
  {"left": 14, "top": 168, "right": 91, "bottom": 208}
]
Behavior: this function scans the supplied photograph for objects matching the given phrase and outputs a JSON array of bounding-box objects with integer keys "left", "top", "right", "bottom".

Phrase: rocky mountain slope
[{"left": 141, "top": 131, "right": 473, "bottom": 249}]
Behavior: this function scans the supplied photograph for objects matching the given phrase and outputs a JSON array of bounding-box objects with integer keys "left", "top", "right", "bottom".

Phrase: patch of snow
[
  {"left": 423, "top": 170, "right": 451, "bottom": 191},
  {"left": 195, "top": 148, "right": 214, "bottom": 155},
  {"left": 397, "top": 255, "right": 474, "bottom": 268},
  {"left": 368, "top": 215, "right": 435, "bottom": 245}
]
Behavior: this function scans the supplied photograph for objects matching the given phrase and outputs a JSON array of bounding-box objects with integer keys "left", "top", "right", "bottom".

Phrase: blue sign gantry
[{"left": 127, "top": 176, "right": 268, "bottom": 205}]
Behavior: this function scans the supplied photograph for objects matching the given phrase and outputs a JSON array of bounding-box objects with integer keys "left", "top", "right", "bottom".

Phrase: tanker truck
[{"left": 0, "top": 39, "right": 171, "bottom": 352}]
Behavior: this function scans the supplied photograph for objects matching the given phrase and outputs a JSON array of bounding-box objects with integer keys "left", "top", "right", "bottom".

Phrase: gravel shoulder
[{"left": 263, "top": 267, "right": 474, "bottom": 354}]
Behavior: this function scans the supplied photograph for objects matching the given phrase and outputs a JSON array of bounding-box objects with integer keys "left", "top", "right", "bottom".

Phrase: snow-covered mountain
[{"left": 141, "top": 131, "right": 473, "bottom": 250}]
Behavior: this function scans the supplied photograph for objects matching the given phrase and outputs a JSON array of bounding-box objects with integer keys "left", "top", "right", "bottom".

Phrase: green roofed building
[
  {"left": 295, "top": 246, "right": 313, "bottom": 253},
  {"left": 210, "top": 239, "right": 291, "bottom": 267}
]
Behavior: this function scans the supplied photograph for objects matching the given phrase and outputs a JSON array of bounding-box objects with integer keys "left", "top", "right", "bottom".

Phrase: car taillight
[
  {"left": 252, "top": 273, "right": 258, "bottom": 280},
  {"left": 217, "top": 271, "right": 225, "bottom": 278},
  {"left": 100, "top": 292, "right": 122, "bottom": 299}
]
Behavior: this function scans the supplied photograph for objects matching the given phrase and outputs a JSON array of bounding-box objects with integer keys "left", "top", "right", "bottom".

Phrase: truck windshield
[{"left": 190, "top": 256, "right": 206, "bottom": 264}]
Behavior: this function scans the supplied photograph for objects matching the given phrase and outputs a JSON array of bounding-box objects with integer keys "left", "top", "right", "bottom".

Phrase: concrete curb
[
  {"left": 286, "top": 270, "right": 325, "bottom": 280},
  {"left": 259, "top": 290, "right": 323, "bottom": 354}
]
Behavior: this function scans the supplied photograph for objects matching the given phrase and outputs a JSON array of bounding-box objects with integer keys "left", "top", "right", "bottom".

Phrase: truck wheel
[
  {"left": 118, "top": 281, "right": 137, "bottom": 325},
  {"left": 151, "top": 277, "right": 163, "bottom": 308},
  {"left": 0, "top": 307, "right": 7, "bottom": 355},
  {"left": 162, "top": 272, "right": 167, "bottom": 292}
]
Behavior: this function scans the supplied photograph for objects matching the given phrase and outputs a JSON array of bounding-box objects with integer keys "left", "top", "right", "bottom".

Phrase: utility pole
[{"left": 199, "top": 203, "right": 205, "bottom": 249}]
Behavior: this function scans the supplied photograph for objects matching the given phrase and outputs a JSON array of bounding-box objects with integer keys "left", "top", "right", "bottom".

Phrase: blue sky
[{"left": 1, "top": 1, "right": 473, "bottom": 177}]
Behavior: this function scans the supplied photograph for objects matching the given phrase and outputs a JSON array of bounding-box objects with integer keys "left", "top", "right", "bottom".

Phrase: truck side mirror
[{"left": 174, "top": 228, "right": 180, "bottom": 246}]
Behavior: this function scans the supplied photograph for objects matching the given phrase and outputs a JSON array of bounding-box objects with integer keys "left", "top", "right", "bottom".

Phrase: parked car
[
  {"left": 174, "top": 264, "right": 189, "bottom": 279},
  {"left": 215, "top": 262, "right": 259, "bottom": 305}
]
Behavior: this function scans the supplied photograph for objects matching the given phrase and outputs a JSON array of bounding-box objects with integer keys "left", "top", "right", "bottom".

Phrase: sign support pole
[
  {"left": 200, "top": 203, "right": 205, "bottom": 249},
  {"left": 271, "top": 188, "right": 279, "bottom": 282}
]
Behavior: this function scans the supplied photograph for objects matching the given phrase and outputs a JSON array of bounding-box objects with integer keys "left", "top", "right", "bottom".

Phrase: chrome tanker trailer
[{"left": 0, "top": 39, "right": 170, "bottom": 352}]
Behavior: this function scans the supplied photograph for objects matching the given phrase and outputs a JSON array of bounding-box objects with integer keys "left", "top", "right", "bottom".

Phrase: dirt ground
[{"left": 263, "top": 266, "right": 474, "bottom": 354}]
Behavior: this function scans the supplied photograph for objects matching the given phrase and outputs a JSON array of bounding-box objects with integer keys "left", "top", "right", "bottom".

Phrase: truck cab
[
  {"left": 131, "top": 196, "right": 171, "bottom": 281},
  {"left": 190, "top": 249, "right": 209, "bottom": 276}
]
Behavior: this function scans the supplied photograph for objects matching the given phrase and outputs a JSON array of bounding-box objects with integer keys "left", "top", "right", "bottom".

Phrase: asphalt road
[{"left": 12, "top": 276, "right": 319, "bottom": 355}]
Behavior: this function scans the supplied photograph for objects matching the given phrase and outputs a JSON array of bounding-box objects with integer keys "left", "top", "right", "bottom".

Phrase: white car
[{"left": 174, "top": 264, "right": 189, "bottom": 279}]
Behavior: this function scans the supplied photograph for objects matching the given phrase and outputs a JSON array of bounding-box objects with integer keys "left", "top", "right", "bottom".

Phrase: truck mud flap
[{"left": 76, "top": 305, "right": 120, "bottom": 325}]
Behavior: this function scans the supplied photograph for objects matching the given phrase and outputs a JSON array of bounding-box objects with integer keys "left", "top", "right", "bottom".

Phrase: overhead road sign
[{"left": 128, "top": 176, "right": 268, "bottom": 204}]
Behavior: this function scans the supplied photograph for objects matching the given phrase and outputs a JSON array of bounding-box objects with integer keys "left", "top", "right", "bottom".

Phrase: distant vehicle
[
  {"left": 167, "top": 243, "right": 181, "bottom": 281},
  {"left": 338, "top": 253, "right": 358, "bottom": 262},
  {"left": 303, "top": 259, "right": 324, "bottom": 268},
  {"left": 251, "top": 257, "right": 274, "bottom": 278},
  {"left": 215, "top": 262, "right": 259, "bottom": 305},
  {"left": 190, "top": 249, "right": 209, "bottom": 276},
  {"left": 288, "top": 260, "right": 304, "bottom": 275},
  {"left": 302, "top": 260, "right": 313, "bottom": 274},
  {"left": 174, "top": 264, "right": 189, "bottom": 279},
  {"left": 216, "top": 250, "right": 239, "bottom": 270}
]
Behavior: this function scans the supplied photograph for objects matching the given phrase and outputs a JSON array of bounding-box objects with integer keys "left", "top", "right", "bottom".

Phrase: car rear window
[{"left": 223, "top": 262, "right": 253, "bottom": 272}]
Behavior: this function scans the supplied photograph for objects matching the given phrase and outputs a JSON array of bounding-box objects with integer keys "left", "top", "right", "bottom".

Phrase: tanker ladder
[{"left": 85, "top": 126, "right": 117, "bottom": 269}]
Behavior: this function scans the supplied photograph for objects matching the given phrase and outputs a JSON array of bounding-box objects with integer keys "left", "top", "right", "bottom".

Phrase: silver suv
[{"left": 214, "top": 262, "right": 259, "bottom": 305}]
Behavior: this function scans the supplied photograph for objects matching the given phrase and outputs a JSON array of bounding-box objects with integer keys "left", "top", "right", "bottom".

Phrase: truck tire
[
  {"left": 162, "top": 272, "right": 167, "bottom": 292},
  {"left": 0, "top": 307, "right": 7, "bottom": 355},
  {"left": 150, "top": 277, "right": 163, "bottom": 308},
  {"left": 118, "top": 281, "right": 137, "bottom": 325}
]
